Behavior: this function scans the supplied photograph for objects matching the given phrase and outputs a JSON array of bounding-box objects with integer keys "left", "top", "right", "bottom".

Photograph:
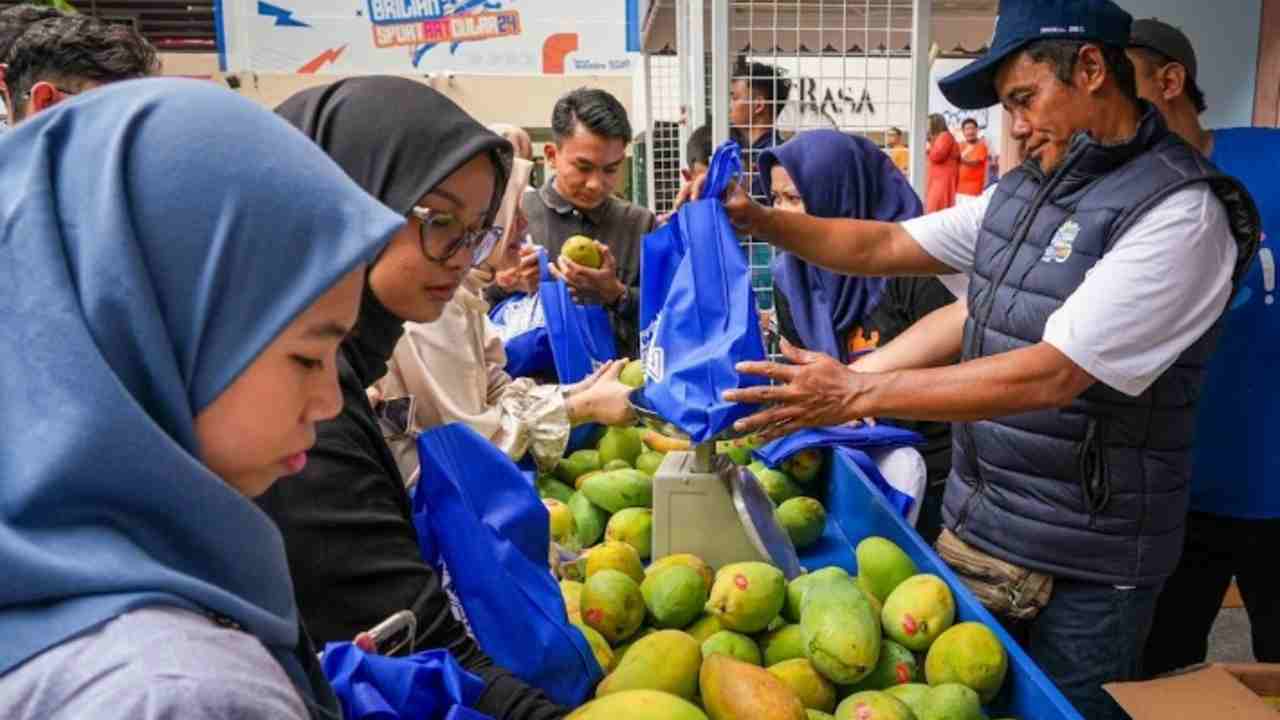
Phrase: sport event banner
[{"left": 216, "top": 0, "right": 640, "bottom": 75}]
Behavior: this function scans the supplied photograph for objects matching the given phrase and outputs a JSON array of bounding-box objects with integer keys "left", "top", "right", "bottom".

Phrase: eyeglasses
[{"left": 410, "top": 206, "right": 502, "bottom": 268}]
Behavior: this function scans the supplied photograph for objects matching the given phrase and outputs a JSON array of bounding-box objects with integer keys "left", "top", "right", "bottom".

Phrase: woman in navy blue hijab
[
  {"left": 759, "top": 129, "right": 957, "bottom": 542},
  {"left": 760, "top": 129, "right": 925, "bottom": 362},
  {"left": 0, "top": 79, "right": 404, "bottom": 718}
]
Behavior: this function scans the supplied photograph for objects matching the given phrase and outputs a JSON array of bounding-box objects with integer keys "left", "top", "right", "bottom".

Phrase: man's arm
[
  {"left": 851, "top": 299, "right": 967, "bottom": 373},
  {"left": 711, "top": 178, "right": 958, "bottom": 277},
  {"left": 725, "top": 340, "right": 1095, "bottom": 437}
]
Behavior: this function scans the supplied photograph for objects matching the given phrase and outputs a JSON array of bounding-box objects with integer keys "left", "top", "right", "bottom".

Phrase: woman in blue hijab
[
  {"left": 0, "top": 79, "right": 403, "bottom": 719},
  {"left": 759, "top": 129, "right": 957, "bottom": 542}
]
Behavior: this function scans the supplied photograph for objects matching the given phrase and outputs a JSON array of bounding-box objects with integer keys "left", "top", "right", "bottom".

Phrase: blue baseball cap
[{"left": 939, "top": 0, "right": 1134, "bottom": 110}]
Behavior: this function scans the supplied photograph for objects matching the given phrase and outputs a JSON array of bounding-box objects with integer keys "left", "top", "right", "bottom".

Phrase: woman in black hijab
[{"left": 257, "top": 76, "right": 565, "bottom": 720}]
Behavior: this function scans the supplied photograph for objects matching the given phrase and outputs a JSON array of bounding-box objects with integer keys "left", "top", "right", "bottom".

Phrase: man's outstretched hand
[
  {"left": 723, "top": 340, "right": 874, "bottom": 441},
  {"left": 683, "top": 174, "right": 767, "bottom": 235}
]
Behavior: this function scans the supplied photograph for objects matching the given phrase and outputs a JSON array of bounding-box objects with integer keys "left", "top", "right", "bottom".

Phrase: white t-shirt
[{"left": 904, "top": 184, "right": 1237, "bottom": 397}]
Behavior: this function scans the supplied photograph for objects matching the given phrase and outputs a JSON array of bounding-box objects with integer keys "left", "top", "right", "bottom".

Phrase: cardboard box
[{"left": 1105, "top": 663, "right": 1280, "bottom": 719}]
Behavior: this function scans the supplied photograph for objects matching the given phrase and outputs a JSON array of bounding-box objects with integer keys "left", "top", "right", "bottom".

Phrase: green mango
[
  {"left": 605, "top": 459, "right": 632, "bottom": 471},
  {"left": 686, "top": 613, "right": 726, "bottom": 644},
  {"left": 581, "top": 569, "right": 645, "bottom": 644},
  {"left": 785, "top": 567, "right": 850, "bottom": 622},
  {"left": 801, "top": 578, "right": 881, "bottom": 685},
  {"left": 556, "top": 449, "right": 602, "bottom": 485},
  {"left": 917, "top": 684, "right": 984, "bottom": 720},
  {"left": 605, "top": 507, "right": 653, "bottom": 560},
  {"left": 701, "top": 630, "right": 763, "bottom": 666},
  {"left": 537, "top": 474, "right": 576, "bottom": 504},
  {"left": 760, "top": 623, "right": 807, "bottom": 666},
  {"left": 855, "top": 537, "right": 918, "bottom": 605},
  {"left": 598, "top": 426, "right": 644, "bottom": 466},
  {"left": 635, "top": 450, "right": 665, "bottom": 477},
  {"left": 924, "top": 622, "right": 1007, "bottom": 703},
  {"left": 641, "top": 565, "right": 708, "bottom": 629},
  {"left": 706, "top": 562, "right": 787, "bottom": 633},
  {"left": 597, "top": 629, "right": 702, "bottom": 700},
  {"left": 842, "top": 639, "right": 919, "bottom": 693},
  {"left": 568, "top": 491, "right": 609, "bottom": 548},
  {"left": 755, "top": 467, "right": 803, "bottom": 506},
  {"left": 770, "top": 658, "right": 838, "bottom": 712},
  {"left": 619, "top": 359, "right": 646, "bottom": 388},
  {"left": 581, "top": 469, "right": 653, "bottom": 513},
  {"left": 834, "top": 691, "right": 916, "bottom": 720},
  {"left": 777, "top": 497, "right": 827, "bottom": 549},
  {"left": 881, "top": 575, "right": 955, "bottom": 652},
  {"left": 883, "top": 683, "right": 931, "bottom": 716},
  {"left": 782, "top": 449, "right": 825, "bottom": 485},
  {"left": 572, "top": 620, "right": 613, "bottom": 672},
  {"left": 568, "top": 690, "right": 709, "bottom": 720}
]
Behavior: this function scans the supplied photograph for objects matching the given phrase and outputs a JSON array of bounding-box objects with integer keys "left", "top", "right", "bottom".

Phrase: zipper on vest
[{"left": 1079, "top": 416, "right": 1112, "bottom": 526}]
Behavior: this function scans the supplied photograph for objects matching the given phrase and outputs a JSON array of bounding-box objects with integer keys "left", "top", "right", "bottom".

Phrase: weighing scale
[{"left": 630, "top": 389, "right": 804, "bottom": 580}]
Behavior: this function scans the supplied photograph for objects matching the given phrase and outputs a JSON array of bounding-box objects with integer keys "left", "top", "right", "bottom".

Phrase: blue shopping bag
[
  {"left": 489, "top": 249, "right": 616, "bottom": 451},
  {"left": 411, "top": 424, "right": 602, "bottom": 707},
  {"left": 322, "top": 644, "right": 493, "bottom": 720},
  {"left": 755, "top": 426, "right": 923, "bottom": 519},
  {"left": 491, "top": 249, "right": 617, "bottom": 385},
  {"left": 638, "top": 140, "right": 768, "bottom": 443}
]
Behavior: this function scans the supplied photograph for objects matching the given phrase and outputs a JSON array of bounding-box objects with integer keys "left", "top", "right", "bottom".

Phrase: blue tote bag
[
  {"left": 411, "top": 424, "right": 602, "bottom": 707},
  {"left": 491, "top": 248, "right": 617, "bottom": 385},
  {"left": 638, "top": 140, "right": 768, "bottom": 443},
  {"left": 322, "top": 644, "right": 494, "bottom": 720}
]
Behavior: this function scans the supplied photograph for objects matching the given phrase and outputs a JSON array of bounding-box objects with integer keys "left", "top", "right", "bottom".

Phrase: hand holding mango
[{"left": 556, "top": 235, "right": 625, "bottom": 305}]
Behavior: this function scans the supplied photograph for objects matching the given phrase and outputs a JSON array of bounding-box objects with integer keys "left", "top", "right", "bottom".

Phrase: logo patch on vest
[{"left": 1041, "top": 218, "right": 1081, "bottom": 263}]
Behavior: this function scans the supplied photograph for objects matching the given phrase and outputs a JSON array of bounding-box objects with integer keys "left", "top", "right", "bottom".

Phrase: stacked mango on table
[{"left": 564, "top": 535, "right": 1016, "bottom": 720}]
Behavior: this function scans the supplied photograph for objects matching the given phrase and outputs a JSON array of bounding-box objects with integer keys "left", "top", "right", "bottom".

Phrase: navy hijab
[
  {"left": 760, "top": 130, "right": 923, "bottom": 362},
  {"left": 0, "top": 79, "right": 403, "bottom": 709}
]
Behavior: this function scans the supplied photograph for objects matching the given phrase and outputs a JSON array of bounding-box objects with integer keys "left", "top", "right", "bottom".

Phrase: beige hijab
[{"left": 475, "top": 156, "right": 533, "bottom": 281}]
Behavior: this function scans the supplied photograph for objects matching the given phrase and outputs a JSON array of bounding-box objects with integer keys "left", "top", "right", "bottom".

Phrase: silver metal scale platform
[{"left": 630, "top": 390, "right": 804, "bottom": 580}]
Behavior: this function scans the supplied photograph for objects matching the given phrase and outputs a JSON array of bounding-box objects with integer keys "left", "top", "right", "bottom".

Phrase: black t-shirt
[{"left": 775, "top": 276, "right": 956, "bottom": 486}]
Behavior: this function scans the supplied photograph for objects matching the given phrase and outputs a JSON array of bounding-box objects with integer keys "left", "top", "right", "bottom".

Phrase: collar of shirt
[
  {"left": 749, "top": 128, "right": 786, "bottom": 152},
  {"left": 540, "top": 177, "right": 613, "bottom": 226}
]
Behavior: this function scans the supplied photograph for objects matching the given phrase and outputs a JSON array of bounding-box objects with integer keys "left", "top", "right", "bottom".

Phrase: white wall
[{"left": 1118, "top": 0, "right": 1262, "bottom": 129}]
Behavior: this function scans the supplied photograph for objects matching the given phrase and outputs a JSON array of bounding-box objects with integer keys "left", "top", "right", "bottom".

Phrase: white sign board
[{"left": 218, "top": 0, "right": 637, "bottom": 76}]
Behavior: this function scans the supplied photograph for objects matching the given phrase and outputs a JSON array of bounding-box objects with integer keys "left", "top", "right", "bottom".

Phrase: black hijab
[
  {"left": 277, "top": 76, "right": 514, "bottom": 384},
  {"left": 277, "top": 75, "right": 512, "bottom": 220}
]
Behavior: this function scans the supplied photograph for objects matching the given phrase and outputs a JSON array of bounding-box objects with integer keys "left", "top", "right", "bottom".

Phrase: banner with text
[{"left": 218, "top": 0, "right": 637, "bottom": 75}]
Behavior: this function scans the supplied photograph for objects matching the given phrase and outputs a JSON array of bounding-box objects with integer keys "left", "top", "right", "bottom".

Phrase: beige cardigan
[{"left": 378, "top": 274, "right": 571, "bottom": 486}]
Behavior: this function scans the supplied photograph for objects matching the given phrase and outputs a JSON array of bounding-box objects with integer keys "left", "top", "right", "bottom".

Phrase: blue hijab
[
  {"left": 760, "top": 130, "right": 923, "bottom": 362},
  {"left": 0, "top": 79, "right": 403, "bottom": 706}
]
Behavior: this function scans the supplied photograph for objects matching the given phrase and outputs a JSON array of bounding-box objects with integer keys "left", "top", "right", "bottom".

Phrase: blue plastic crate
[{"left": 797, "top": 452, "right": 1084, "bottom": 720}]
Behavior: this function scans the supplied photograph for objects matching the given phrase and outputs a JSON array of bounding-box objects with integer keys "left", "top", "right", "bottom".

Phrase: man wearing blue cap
[
  {"left": 715, "top": 1, "right": 1261, "bottom": 716},
  {"left": 1125, "top": 19, "right": 1280, "bottom": 677}
]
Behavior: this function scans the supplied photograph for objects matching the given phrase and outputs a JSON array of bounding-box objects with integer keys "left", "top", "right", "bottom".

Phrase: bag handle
[
  {"left": 702, "top": 139, "right": 743, "bottom": 201},
  {"left": 536, "top": 246, "right": 553, "bottom": 283}
]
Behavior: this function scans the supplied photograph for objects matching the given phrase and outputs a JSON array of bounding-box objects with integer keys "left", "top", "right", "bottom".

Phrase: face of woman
[
  {"left": 368, "top": 153, "right": 497, "bottom": 323},
  {"left": 194, "top": 266, "right": 366, "bottom": 497},
  {"left": 769, "top": 165, "right": 806, "bottom": 214}
]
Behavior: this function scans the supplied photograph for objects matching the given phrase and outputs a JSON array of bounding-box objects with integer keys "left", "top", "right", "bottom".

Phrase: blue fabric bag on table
[
  {"left": 490, "top": 248, "right": 616, "bottom": 450},
  {"left": 322, "top": 643, "right": 493, "bottom": 720},
  {"left": 638, "top": 140, "right": 767, "bottom": 443},
  {"left": 410, "top": 424, "right": 602, "bottom": 707},
  {"left": 755, "top": 426, "right": 922, "bottom": 519}
]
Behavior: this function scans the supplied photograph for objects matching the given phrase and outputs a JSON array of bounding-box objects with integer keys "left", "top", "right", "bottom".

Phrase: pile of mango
[{"left": 564, "top": 536, "right": 1016, "bottom": 720}]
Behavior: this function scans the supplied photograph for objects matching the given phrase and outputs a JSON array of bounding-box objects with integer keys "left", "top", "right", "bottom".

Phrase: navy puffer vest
[{"left": 943, "top": 105, "right": 1259, "bottom": 586}]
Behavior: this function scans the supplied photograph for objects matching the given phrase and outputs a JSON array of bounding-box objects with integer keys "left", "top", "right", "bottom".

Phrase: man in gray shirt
[{"left": 503, "top": 88, "right": 656, "bottom": 358}]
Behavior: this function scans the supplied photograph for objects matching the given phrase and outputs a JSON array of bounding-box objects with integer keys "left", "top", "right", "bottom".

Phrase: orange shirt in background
[
  {"left": 889, "top": 145, "right": 910, "bottom": 175},
  {"left": 957, "top": 139, "right": 989, "bottom": 196}
]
